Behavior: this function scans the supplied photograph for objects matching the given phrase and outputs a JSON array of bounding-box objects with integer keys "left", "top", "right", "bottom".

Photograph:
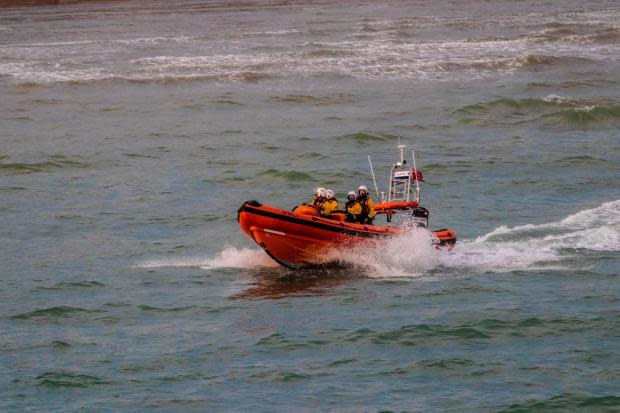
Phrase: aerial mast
[
  {"left": 398, "top": 144, "right": 406, "bottom": 164},
  {"left": 411, "top": 148, "right": 420, "bottom": 203},
  {"left": 368, "top": 154, "right": 380, "bottom": 200}
]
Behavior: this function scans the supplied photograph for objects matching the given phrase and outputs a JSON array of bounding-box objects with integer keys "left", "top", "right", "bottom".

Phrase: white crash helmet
[
  {"left": 326, "top": 189, "right": 334, "bottom": 199},
  {"left": 358, "top": 185, "right": 368, "bottom": 195},
  {"left": 315, "top": 187, "right": 326, "bottom": 198},
  {"left": 347, "top": 191, "right": 356, "bottom": 200}
]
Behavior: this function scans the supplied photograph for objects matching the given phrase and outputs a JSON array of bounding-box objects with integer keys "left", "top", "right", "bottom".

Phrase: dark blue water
[{"left": 1, "top": 0, "right": 619, "bottom": 411}]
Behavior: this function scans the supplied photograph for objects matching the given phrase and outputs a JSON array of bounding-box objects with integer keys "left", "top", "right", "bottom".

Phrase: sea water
[{"left": 1, "top": 0, "right": 619, "bottom": 411}]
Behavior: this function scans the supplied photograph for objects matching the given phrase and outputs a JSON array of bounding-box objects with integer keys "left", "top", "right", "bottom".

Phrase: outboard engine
[{"left": 412, "top": 207, "right": 429, "bottom": 228}]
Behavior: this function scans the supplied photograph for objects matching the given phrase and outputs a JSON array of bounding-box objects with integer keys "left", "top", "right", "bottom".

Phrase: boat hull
[{"left": 238, "top": 200, "right": 457, "bottom": 269}]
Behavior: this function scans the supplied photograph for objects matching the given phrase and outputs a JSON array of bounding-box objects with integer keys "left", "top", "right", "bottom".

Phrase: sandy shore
[{"left": 0, "top": 0, "right": 121, "bottom": 7}]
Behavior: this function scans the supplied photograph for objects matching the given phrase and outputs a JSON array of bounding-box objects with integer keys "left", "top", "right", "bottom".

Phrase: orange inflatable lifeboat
[
  {"left": 237, "top": 144, "right": 457, "bottom": 269},
  {"left": 238, "top": 200, "right": 456, "bottom": 269}
]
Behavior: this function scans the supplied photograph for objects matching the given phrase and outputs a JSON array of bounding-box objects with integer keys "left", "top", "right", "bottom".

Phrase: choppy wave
[
  {"left": 11, "top": 306, "right": 102, "bottom": 321},
  {"left": 0, "top": 53, "right": 594, "bottom": 86},
  {"left": 589, "top": 27, "right": 620, "bottom": 43},
  {"left": 541, "top": 104, "right": 620, "bottom": 127},
  {"left": 496, "top": 393, "right": 620, "bottom": 412},
  {"left": 270, "top": 94, "right": 349, "bottom": 105},
  {"left": 527, "top": 79, "right": 617, "bottom": 89},
  {"left": 342, "top": 132, "right": 392, "bottom": 143},
  {"left": 456, "top": 95, "right": 620, "bottom": 128},
  {"left": 257, "top": 169, "right": 313, "bottom": 182},
  {"left": 34, "top": 281, "right": 105, "bottom": 291},
  {"left": 543, "top": 155, "right": 610, "bottom": 167},
  {"left": 35, "top": 371, "right": 111, "bottom": 388},
  {"left": 1, "top": 18, "right": 615, "bottom": 86},
  {"left": 294, "top": 152, "right": 327, "bottom": 160},
  {"left": 456, "top": 95, "right": 577, "bottom": 114},
  {"left": 0, "top": 155, "right": 89, "bottom": 175},
  {"left": 254, "top": 313, "right": 618, "bottom": 350},
  {"left": 248, "top": 369, "right": 310, "bottom": 383}
]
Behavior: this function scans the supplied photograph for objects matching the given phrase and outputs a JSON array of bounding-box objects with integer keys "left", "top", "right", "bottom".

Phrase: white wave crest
[{"left": 543, "top": 94, "right": 574, "bottom": 104}]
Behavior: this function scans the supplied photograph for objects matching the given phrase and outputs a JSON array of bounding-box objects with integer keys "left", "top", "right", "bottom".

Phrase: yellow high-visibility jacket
[
  {"left": 358, "top": 197, "right": 376, "bottom": 219},
  {"left": 323, "top": 199, "right": 339, "bottom": 216},
  {"left": 345, "top": 200, "right": 362, "bottom": 217}
]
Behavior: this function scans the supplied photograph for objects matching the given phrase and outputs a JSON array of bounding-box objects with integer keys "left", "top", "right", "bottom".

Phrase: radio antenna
[{"left": 368, "top": 153, "right": 380, "bottom": 200}]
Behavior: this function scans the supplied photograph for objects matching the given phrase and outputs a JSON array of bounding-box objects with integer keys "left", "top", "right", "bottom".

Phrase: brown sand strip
[{"left": 0, "top": 0, "right": 123, "bottom": 7}]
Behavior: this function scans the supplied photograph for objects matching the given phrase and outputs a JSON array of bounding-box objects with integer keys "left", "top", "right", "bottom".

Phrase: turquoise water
[{"left": 1, "top": 0, "right": 620, "bottom": 411}]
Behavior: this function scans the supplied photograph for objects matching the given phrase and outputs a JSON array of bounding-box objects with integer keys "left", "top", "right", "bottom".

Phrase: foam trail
[
  {"left": 441, "top": 199, "right": 620, "bottom": 272},
  {"left": 437, "top": 239, "right": 560, "bottom": 273},
  {"left": 326, "top": 199, "right": 619, "bottom": 276},
  {"left": 139, "top": 247, "right": 279, "bottom": 270}
]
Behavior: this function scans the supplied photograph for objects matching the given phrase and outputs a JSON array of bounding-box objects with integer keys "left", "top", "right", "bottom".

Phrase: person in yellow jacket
[
  {"left": 357, "top": 185, "right": 376, "bottom": 224},
  {"left": 344, "top": 191, "right": 362, "bottom": 223},
  {"left": 322, "top": 189, "right": 339, "bottom": 217}
]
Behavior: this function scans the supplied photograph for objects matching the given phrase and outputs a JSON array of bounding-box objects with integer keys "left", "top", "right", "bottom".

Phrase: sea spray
[
  {"left": 319, "top": 228, "right": 439, "bottom": 277},
  {"left": 139, "top": 247, "right": 279, "bottom": 270}
]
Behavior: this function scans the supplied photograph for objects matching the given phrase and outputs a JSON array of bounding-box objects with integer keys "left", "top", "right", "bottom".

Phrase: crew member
[
  {"left": 312, "top": 187, "right": 326, "bottom": 206},
  {"left": 312, "top": 187, "right": 328, "bottom": 214},
  {"left": 344, "top": 191, "right": 361, "bottom": 223},
  {"left": 323, "top": 189, "right": 339, "bottom": 216},
  {"left": 357, "top": 185, "right": 376, "bottom": 224}
]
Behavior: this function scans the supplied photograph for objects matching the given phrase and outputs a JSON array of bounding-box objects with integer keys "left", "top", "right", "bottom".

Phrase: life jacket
[
  {"left": 344, "top": 199, "right": 358, "bottom": 210},
  {"left": 358, "top": 196, "right": 370, "bottom": 219},
  {"left": 344, "top": 199, "right": 360, "bottom": 222},
  {"left": 358, "top": 196, "right": 375, "bottom": 221},
  {"left": 312, "top": 197, "right": 326, "bottom": 210}
]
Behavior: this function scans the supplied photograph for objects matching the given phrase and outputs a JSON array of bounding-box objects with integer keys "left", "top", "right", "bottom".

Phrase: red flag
[{"left": 412, "top": 170, "right": 424, "bottom": 182}]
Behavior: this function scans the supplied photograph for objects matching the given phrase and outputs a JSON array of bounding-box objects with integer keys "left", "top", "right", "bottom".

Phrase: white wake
[
  {"left": 138, "top": 200, "right": 619, "bottom": 276},
  {"left": 325, "top": 199, "right": 620, "bottom": 276},
  {"left": 437, "top": 199, "right": 620, "bottom": 274}
]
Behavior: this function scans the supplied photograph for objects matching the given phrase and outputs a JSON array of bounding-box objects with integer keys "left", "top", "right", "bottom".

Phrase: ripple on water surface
[
  {"left": 34, "top": 371, "right": 111, "bottom": 388},
  {"left": 0, "top": 155, "right": 90, "bottom": 175},
  {"left": 10, "top": 306, "right": 103, "bottom": 321},
  {"left": 495, "top": 394, "right": 620, "bottom": 412},
  {"left": 249, "top": 313, "right": 619, "bottom": 351}
]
